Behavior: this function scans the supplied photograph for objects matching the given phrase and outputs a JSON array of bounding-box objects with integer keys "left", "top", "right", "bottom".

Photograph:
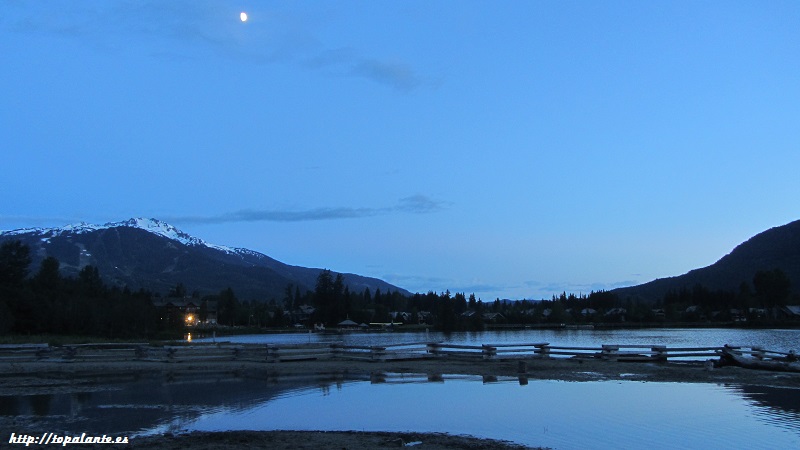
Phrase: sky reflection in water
[
  {"left": 4, "top": 373, "right": 800, "bottom": 449},
  {"left": 195, "top": 328, "right": 800, "bottom": 355},
  {"left": 7, "top": 327, "right": 800, "bottom": 449},
  {"left": 183, "top": 376, "right": 800, "bottom": 450}
]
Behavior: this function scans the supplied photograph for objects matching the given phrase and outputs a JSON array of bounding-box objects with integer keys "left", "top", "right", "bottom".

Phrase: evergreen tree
[
  {"left": 313, "top": 270, "right": 334, "bottom": 324},
  {"left": 363, "top": 287, "right": 372, "bottom": 305},
  {"left": 754, "top": 269, "right": 791, "bottom": 313},
  {"left": 218, "top": 287, "right": 239, "bottom": 326},
  {"left": 78, "top": 265, "right": 104, "bottom": 297},
  {"left": 332, "top": 273, "right": 346, "bottom": 322},
  {"left": 33, "top": 256, "right": 61, "bottom": 292},
  {"left": 283, "top": 283, "right": 295, "bottom": 309},
  {"left": 0, "top": 240, "right": 31, "bottom": 287},
  {"left": 437, "top": 290, "right": 456, "bottom": 332},
  {"left": 454, "top": 292, "right": 467, "bottom": 314},
  {"left": 294, "top": 285, "right": 302, "bottom": 309}
]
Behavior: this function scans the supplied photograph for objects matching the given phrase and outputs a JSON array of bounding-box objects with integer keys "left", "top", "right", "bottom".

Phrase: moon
[{"left": 240, "top": 12, "right": 248, "bottom": 22}]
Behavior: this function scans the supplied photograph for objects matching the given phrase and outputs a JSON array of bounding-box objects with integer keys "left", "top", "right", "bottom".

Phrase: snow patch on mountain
[
  {"left": 2, "top": 222, "right": 100, "bottom": 236},
  {"left": 117, "top": 218, "right": 206, "bottom": 247},
  {"left": 1, "top": 218, "right": 251, "bottom": 256}
]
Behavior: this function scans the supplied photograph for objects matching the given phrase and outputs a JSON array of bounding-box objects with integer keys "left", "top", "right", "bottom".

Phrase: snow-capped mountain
[
  {"left": 4, "top": 218, "right": 233, "bottom": 251},
  {"left": 0, "top": 218, "right": 409, "bottom": 300}
]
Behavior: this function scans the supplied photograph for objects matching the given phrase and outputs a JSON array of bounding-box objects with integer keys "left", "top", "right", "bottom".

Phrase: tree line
[
  {"left": 0, "top": 240, "right": 494, "bottom": 336},
  {"left": 0, "top": 240, "right": 279, "bottom": 338},
  {"left": 1, "top": 239, "right": 797, "bottom": 339},
  {"left": 547, "top": 268, "right": 795, "bottom": 324},
  {"left": 0, "top": 241, "right": 158, "bottom": 338}
]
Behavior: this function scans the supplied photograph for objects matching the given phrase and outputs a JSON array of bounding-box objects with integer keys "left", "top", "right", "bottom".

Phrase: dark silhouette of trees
[
  {"left": 217, "top": 287, "right": 239, "bottom": 326},
  {"left": 753, "top": 268, "right": 791, "bottom": 310},
  {"left": 0, "top": 241, "right": 163, "bottom": 338},
  {"left": 33, "top": 257, "right": 61, "bottom": 292},
  {"left": 4, "top": 239, "right": 799, "bottom": 338},
  {"left": 311, "top": 270, "right": 349, "bottom": 325},
  {"left": 436, "top": 290, "right": 456, "bottom": 332},
  {"left": 0, "top": 240, "right": 31, "bottom": 287}
]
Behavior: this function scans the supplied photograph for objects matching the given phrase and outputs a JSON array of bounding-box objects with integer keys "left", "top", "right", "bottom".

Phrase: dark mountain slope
[
  {"left": 612, "top": 219, "right": 800, "bottom": 302},
  {"left": 0, "top": 218, "right": 409, "bottom": 300}
]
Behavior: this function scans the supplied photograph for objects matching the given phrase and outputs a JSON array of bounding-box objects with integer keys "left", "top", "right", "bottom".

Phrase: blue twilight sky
[{"left": 2, "top": 1, "right": 799, "bottom": 300}]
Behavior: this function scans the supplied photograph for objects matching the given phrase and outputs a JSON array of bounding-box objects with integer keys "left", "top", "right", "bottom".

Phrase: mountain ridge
[
  {"left": 0, "top": 218, "right": 410, "bottom": 300},
  {"left": 612, "top": 219, "right": 800, "bottom": 302}
]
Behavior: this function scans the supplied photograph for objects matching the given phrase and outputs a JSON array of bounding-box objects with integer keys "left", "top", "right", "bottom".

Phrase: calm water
[
  {"left": 195, "top": 327, "right": 800, "bottom": 354},
  {"left": 5, "top": 329, "right": 800, "bottom": 449},
  {"left": 187, "top": 377, "right": 800, "bottom": 450},
  {"left": 3, "top": 373, "right": 800, "bottom": 449}
]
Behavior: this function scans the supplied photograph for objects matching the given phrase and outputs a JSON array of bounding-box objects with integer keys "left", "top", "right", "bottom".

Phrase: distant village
[{"left": 155, "top": 282, "right": 800, "bottom": 334}]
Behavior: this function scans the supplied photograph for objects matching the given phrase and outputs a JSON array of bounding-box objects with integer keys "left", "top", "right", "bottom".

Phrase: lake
[
  {"left": 4, "top": 373, "right": 800, "bottom": 449},
  {"left": 4, "top": 328, "right": 800, "bottom": 449},
  {"left": 194, "top": 327, "right": 800, "bottom": 354},
  {"left": 185, "top": 376, "right": 800, "bottom": 449}
]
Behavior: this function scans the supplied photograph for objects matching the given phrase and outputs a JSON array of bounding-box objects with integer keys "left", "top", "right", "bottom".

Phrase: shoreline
[
  {"left": 4, "top": 320, "right": 800, "bottom": 345},
  {"left": 3, "top": 355, "right": 800, "bottom": 395},
  {"left": 26, "top": 431, "right": 541, "bottom": 450}
]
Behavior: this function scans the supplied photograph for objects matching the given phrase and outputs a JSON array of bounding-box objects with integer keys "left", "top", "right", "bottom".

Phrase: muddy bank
[
  {"left": 34, "top": 431, "right": 540, "bottom": 450},
  {"left": 3, "top": 356, "right": 800, "bottom": 396}
]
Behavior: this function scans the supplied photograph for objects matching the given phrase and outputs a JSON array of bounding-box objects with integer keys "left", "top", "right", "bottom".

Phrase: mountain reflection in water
[{"left": 3, "top": 373, "right": 800, "bottom": 449}]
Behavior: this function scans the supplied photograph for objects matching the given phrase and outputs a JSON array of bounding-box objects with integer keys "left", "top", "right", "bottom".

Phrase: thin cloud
[
  {"left": 352, "top": 59, "right": 421, "bottom": 91},
  {"left": 302, "top": 47, "right": 357, "bottom": 69},
  {"left": 170, "top": 195, "right": 450, "bottom": 224},
  {"left": 190, "top": 207, "right": 384, "bottom": 224},
  {"left": 5, "top": 1, "right": 235, "bottom": 50},
  {"left": 302, "top": 48, "right": 423, "bottom": 91},
  {"left": 5, "top": 1, "right": 426, "bottom": 91},
  {"left": 396, "top": 195, "right": 451, "bottom": 214}
]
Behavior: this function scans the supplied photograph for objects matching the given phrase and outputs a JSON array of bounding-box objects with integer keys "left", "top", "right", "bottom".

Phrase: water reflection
[
  {"left": 3, "top": 374, "right": 799, "bottom": 449},
  {"left": 1, "top": 374, "right": 353, "bottom": 436},
  {"left": 194, "top": 328, "right": 800, "bottom": 355},
  {"left": 734, "top": 384, "right": 800, "bottom": 433}
]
